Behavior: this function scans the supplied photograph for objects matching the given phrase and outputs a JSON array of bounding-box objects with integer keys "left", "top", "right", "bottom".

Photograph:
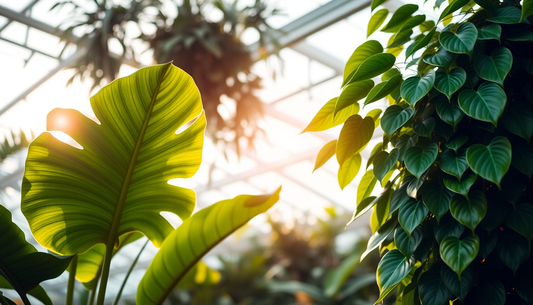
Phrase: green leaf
[
  {"left": 423, "top": 47, "right": 457, "bottom": 70},
  {"left": 436, "top": 97, "right": 465, "bottom": 129},
  {"left": 395, "top": 225, "right": 423, "bottom": 258},
  {"left": 390, "top": 176, "right": 415, "bottom": 216},
  {"left": 406, "top": 27, "right": 437, "bottom": 59},
  {"left": 476, "top": 281, "right": 505, "bottom": 305},
  {"left": 474, "top": 47, "right": 513, "bottom": 86},
  {"left": 466, "top": 136, "right": 511, "bottom": 187},
  {"left": 401, "top": 282, "right": 420, "bottom": 305},
  {"left": 434, "top": 215, "right": 465, "bottom": 244},
  {"left": 373, "top": 149, "right": 399, "bottom": 183},
  {"left": 439, "top": 148, "right": 469, "bottom": 180},
  {"left": 21, "top": 63, "right": 206, "bottom": 255},
  {"left": 347, "top": 53, "right": 396, "bottom": 84},
  {"left": 445, "top": 135, "right": 468, "bottom": 152},
  {"left": 522, "top": 0, "right": 533, "bottom": 22},
  {"left": 0, "top": 277, "right": 52, "bottom": 305},
  {"left": 336, "top": 115, "right": 374, "bottom": 166},
  {"left": 338, "top": 153, "right": 362, "bottom": 190},
  {"left": 439, "top": 22, "right": 478, "bottom": 57},
  {"left": 399, "top": 198, "right": 428, "bottom": 237},
  {"left": 501, "top": 105, "right": 533, "bottom": 141},
  {"left": 440, "top": 235, "right": 479, "bottom": 279},
  {"left": 342, "top": 40, "right": 383, "bottom": 87},
  {"left": 435, "top": 67, "right": 466, "bottom": 100},
  {"left": 368, "top": 9, "right": 389, "bottom": 37},
  {"left": 376, "top": 250, "right": 416, "bottom": 303},
  {"left": 441, "top": 264, "right": 475, "bottom": 301},
  {"left": 335, "top": 80, "right": 375, "bottom": 115},
  {"left": 302, "top": 97, "right": 359, "bottom": 133},
  {"left": 398, "top": 15, "right": 426, "bottom": 33},
  {"left": 314, "top": 140, "right": 336, "bottom": 172},
  {"left": 357, "top": 170, "right": 378, "bottom": 204},
  {"left": 381, "top": 4, "right": 419, "bottom": 33},
  {"left": 443, "top": 170, "right": 477, "bottom": 197},
  {"left": 506, "top": 204, "right": 533, "bottom": 242},
  {"left": 438, "top": 0, "right": 471, "bottom": 22},
  {"left": 422, "top": 181, "right": 452, "bottom": 222},
  {"left": 413, "top": 117, "right": 436, "bottom": 138},
  {"left": 420, "top": 20, "right": 435, "bottom": 32},
  {"left": 367, "top": 142, "right": 384, "bottom": 169},
  {"left": 324, "top": 247, "right": 364, "bottom": 298},
  {"left": 269, "top": 281, "right": 328, "bottom": 303},
  {"left": 497, "top": 230, "right": 530, "bottom": 273},
  {"left": 365, "top": 74, "right": 403, "bottom": 106},
  {"left": 419, "top": 264, "right": 453, "bottom": 305},
  {"left": 362, "top": 217, "right": 398, "bottom": 260},
  {"left": 381, "top": 106, "right": 414, "bottom": 136},
  {"left": 458, "top": 82, "right": 507, "bottom": 125},
  {"left": 450, "top": 190, "right": 487, "bottom": 231},
  {"left": 393, "top": 134, "right": 416, "bottom": 161},
  {"left": 371, "top": 0, "right": 387, "bottom": 12},
  {"left": 404, "top": 143, "right": 438, "bottom": 179},
  {"left": 137, "top": 188, "right": 281, "bottom": 304},
  {"left": 367, "top": 108, "right": 383, "bottom": 128},
  {"left": 0, "top": 205, "right": 72, "bottom": 303},
  {"left": 400, "top": 69, "right": 436, "bottom": 107},
  {"left": 477, "top": 24, "right": 502, "bottom": 42},
  {"left": 487, "top": 6, "right": 523, "bottom": 24}
]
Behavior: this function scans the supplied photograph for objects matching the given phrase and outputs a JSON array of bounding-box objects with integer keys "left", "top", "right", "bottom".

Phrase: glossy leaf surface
[
  {"left": 474, "top": 47, "right": 512, "bottom": 86},
  {"left": 440, "top": 235, "right": 479, "bottom": 279},
  {"left": 458, "top": 82, "right": 507, "bottom": 126},
  {"left": 376, "top": 250, "right": 416, "bottom": 303},
  {"left": 466, "top": 136, "right": 511, "bottom": 187},
  {"left": 434, "top": 67, "right": 466, "bottom": 100},
  {"left": 422, "top": 181, "right": 452, "bottom": 222},
  {"left": 439, "top": 22, "right": 478, "bottom": 56},
  {"left": 381, "top": 106, "right": 414, "bottom": 136},
  {"left": 404, "top": 143, "right": 438, "bottom": 179},
  {"left": 450, "top": 190, "right": 487, "bottom": 231},
  {"left": 400, "top": 69, "right": 436, "bottom": 107}
]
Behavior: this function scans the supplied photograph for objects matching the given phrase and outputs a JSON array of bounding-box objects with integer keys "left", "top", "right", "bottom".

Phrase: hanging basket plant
[{"left": 305, "top": 0, "right": 533, "bottom": 303}]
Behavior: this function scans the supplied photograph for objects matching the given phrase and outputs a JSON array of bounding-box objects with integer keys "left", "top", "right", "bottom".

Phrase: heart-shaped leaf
[
  {"left": 347, "top": 53, "right": 396, "bottom": 84},
  {"left": 478, "top": 24, "right": 501, "bottom": 41},
  {"left": 474, "top": 47, "right": 513, "bottom": 86},
  {"left": 373, "top": 149, "right": 399, "bottom": 183},
  {"left": 368, "top": 9, "right": 389, "bottom": 37},
  {"left": 466, "top": 136, "right": 511, "bottom": 187},
  {"left": 439, "top": 148, "right": 469, "bottom": 180},
  {"left": 313, "top": 140, "right": 336, "bottom": 172},
  {"left": 413, "top": 117, "right": 436, "bottom": 138},
  {"left": 404, "top": 143, "right": 439, "bottom": 179},
  {"left": 441, "top": 264, "right": 475, "bottom": 301},
  {"left": 423, "top": 47, "right": 456, "bottom": 70},
  {"left": 487, "top": 6, "right": 522, "bottom": 24},
  {"left": 350, "top": 184, "right": 392, "bottom": 226},
  {"left": 335, "top": 80, "right": 374, "bottom": 115},
  {"left": 357, "top": 170, "right": 378, "bottom": 204},
  {"left": 501, "top": 105, "right": 533, "bottom": 141},
  {"left": 381, "top": 106, "right": 414, "bottom": 136},
  {"left": 389, "top": 176, "right": 416, "bottom": 216},
  {"left": 376, "top": 249, "right": 416, "bottom": 303},
  {"left": 506, "top": 204, "right": 533, "bottom": 242},
  {"left": 399, "top": 198, "right": 429, "bottom": 237},
  {"left": 434, "top": 215, "right": 465, "bottom": 244},
  {"left": 393, "top": 134, "right": 416, "bottom": 161},
  {"left": 398, "top": 15, "right": 426, "bottom": 33},
  {"left": 342, "top": 40, "right": 383, "bottom": 87},
  {"left": 338, "top": 153, "right": 362, "bottom": 190},
  {"left": 450, "top": 190, "right": 487, "bottom": 231},
  {"left": 458, "top": 82, "right": 507, "bottom": 126},
  {"left": 302, "top": 97, "right": 359, "bottom": 133},
  {"left": 364, "top": 74, "right": 403, "bottom": 106},
  {"left": 366, "top": 108, "right": 383, "bottom": 128},
  {"left": 438, "top": 0, "right": 471, "bottom": 22},
  {"left": 436, "top": 96, "right": 465, "bottom": 129},
  {"left": 361, "top": 217, "right": 398, "bottom": 260},
  {"left": 497, "top": 230, "right": 530, "bottom": 273},
  {"left": 336, "top": 115, "right": 374, "bottom": 166},
  {"left": 137, "top": 189, "right": 281, "bottom": 304},
  {"left": 435, "top": 67, "right": 467, "bottom": 100},
  {"left": 406, "top": 173, "right": 427, "bottom": 199},
  {"left": 477, "top": 281, "right": 506, "bottom": 305},
  {"left": 418, "top": 264, "right": 453, "bottom": 305},
  {"left": 381, "top": 4, "right": 419, "bottom": 33},
  {"left": 443, "top": 169, "right": 477, "bottom": 197},
  {"left": 22, "top": 63, "right": 205, "bottom": 256},
  {"left": 395, "top": 225, "right": 423, "bottom": 258},
  {"left": 371, "top": 0, "right": 386, "bottom": 11},
  {"left": 439, "top": 22, "right": 478, "bottom": 57},
  {"left": 440, "top": 235, "right": 479, "bottom": 279},
  {"left": 406, "top": 27, "right": 437, "bottom": 59},
  {"left": 422, "top": 181, "right": 452, "bottom": 222},
  {"left": 445, "top": 135, "right": 468, "bottom": 152},
  {"left": 400, "top": 69, "right": 436, "bottom": 107}
]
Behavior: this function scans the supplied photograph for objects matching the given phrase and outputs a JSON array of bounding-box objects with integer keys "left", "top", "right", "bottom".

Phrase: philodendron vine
[
  {"left": 1, "top": 63, "right": 281, "bottom": 305},
  {"left": 305, "top": 0, "right": 533, "bottom": 304}
]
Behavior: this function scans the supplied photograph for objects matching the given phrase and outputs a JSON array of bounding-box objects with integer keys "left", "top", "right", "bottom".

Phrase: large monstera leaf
[
  {"left": 21, "top": 63, "right": 206, "bottom": 255},
  {"left": 137, "top": 188, "right": 281, "bottom": 304}
]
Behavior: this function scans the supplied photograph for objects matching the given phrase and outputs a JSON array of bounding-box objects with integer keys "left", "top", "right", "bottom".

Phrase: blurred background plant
[{"left": 52, "top": 0, "right": 281, "bottom": 155}]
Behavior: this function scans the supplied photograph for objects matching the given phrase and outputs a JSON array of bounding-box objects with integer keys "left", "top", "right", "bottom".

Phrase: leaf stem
[
  {"left": 95, "top": 244, "right": 114, "bottom": 305},
  {"left": 87, "top": 265, "right": 102, "bottom": 305},
  {"left": 66, "top": 255, "right": 78, "bottom": 305},
  {"left": 112, "top": 239, "right": 149, "bottom": 305},
  {"left": 0, "top": 292, "right": 10, "bottom": 305}
]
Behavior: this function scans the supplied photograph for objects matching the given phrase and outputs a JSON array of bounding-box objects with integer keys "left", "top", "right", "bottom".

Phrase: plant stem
[
  {"left": 87, "top": 265, "right": 102, "bottom": 305},
  {"left": 66, "top": 255, "right": 78, "bottom": 305},
  {"left": 112, "top": 239, "right": 149, "bottom": 305},
  {"left": 95, "top": 243, "right": 114, "bottom": 305}
]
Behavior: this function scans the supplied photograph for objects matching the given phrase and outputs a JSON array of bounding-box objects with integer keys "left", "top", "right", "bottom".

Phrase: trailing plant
[
  {"left": 305, "top": 0, "right": 533, "bottom": 304},
  {"left": 0, "top": 63, "right": 280, "bottom": 305}
]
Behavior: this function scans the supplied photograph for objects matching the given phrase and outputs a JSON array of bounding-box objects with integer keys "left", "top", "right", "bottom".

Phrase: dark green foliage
[{"left": 306, "top": 1, "right": 533, "bottom": 303}]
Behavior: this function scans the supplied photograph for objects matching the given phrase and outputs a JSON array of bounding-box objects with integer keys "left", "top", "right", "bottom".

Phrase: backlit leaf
[
  {"left": 381, "top": 4, "right": 419, "bottom": 33},
  {"left": 335, "top": 80, "right": 374, "bottom": 115},
  {"left": 368, "top": 9, "right": 389, "bottom": 37},
  {"left": 314, "top": 140, "right": 336, "bottom": 172},
  {"left": 338, "top": 153, "right": 362, "bottom": 190},
  {"left": 336, "top": 115, "right": 374, "bottom": 166},
  {"left": 342, "top": 40, "right": 383, "bottom": 87},
  {"left": 302, "top": 97, "right": 359, "bottom": 133}
]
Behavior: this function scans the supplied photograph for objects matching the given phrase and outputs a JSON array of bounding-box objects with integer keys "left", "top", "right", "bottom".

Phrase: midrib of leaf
[
  {"left": 0, "top": 261, "right": 30, "bottom": 304},
  {"left": 97, "top": 63, "right": 171, "bottom": 305}
]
